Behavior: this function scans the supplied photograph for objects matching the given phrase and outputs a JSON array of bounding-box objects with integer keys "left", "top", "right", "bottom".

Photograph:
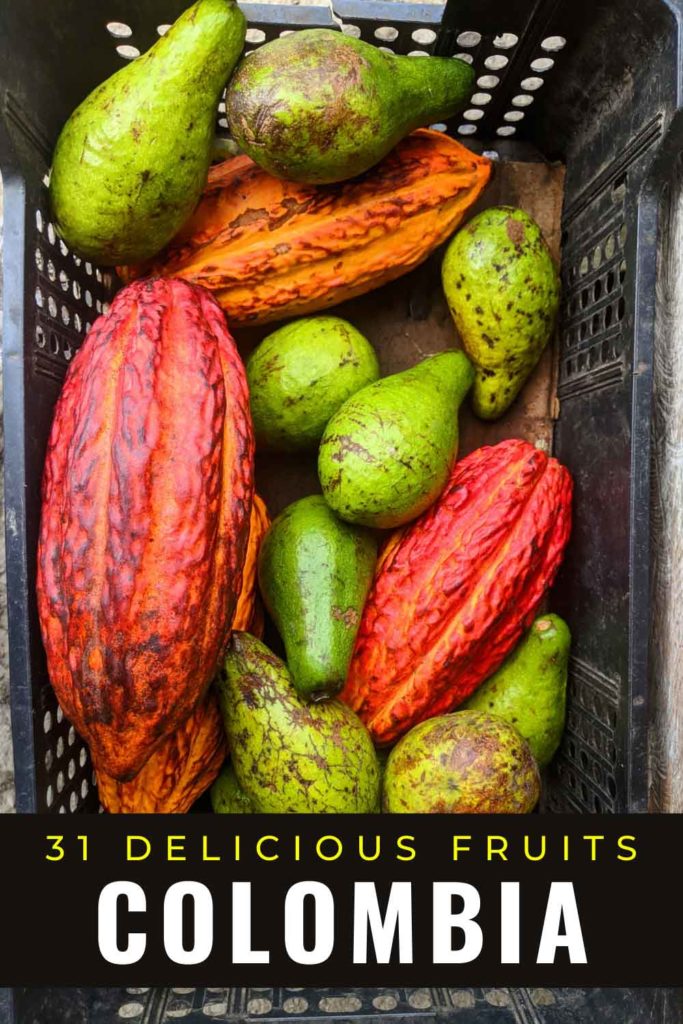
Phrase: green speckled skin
[
  {"left": 226, "top": 29, "right": 474, "bottom": 184},
  {"left": 442, "top": 207, "right": 560, "bottom": 420},
  {"left": 463, "top": 614, "right": 570, "bottom": 766},
  {"left": 383, "top": 711, "right": 540, "bottom": 813},
  {"left": 318, "top": 350, "right": 473, "bottom": 528},
  {"left": 49, "top": 0, "right": 246, "bottom": 264},
  {"left": 247, "top": 317, "right": 379, "bottom": 452},
  {"left": 211, "top": 761, "right": 256, "bottom": 813},
  {"left": 216, "top": 633, "right": 381, "bottom": 813},
  {"left": 258, "top": 496, "right": 377, "bottom": 699}
]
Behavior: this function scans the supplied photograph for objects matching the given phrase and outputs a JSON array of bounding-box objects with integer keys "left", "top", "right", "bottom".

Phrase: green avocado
[
  {"left": 318, "top": 350, "right": 473, "bottom": 528},
  {"left": 226, "top": 28, "right": 474, "bottom": 183},
  {"left": 211, "top": 762, "right": 255, "bottom": 814},
  {"left": 49, "top": 0, "right": 246, "bottom": 264},
  {"left": 216, "top": 632, "right": 381, "bottom": 813},
  {"left": 383, "top": 711, "right": 541, "bottom": 814},
  {"left": 463, "top": 614, "right": 570, "bottom": 766},
  {"left": 442, "top": 207, "right": 560, "bottom": 420},
  {"left": 258, "top": 495, "right": 377, "bottom": 699},
  {"left": 247, "top": 317, "right": 380, "bottom": 452}
]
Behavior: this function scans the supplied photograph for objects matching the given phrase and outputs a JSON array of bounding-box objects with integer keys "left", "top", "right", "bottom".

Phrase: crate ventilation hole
[
  {"left": 41, "top": 699, "right": 97, "bottom": 814},
  {"left": 107, "top": 19, "right": 178, "bottom": 56},
  {"left": 104, "top": 17, "right": 566, "bottom": 141},
  {"left": 561, "top": 218, "right": 628, "bottom": 381},
  {"left": 455, "top": 33, "right": 566, "bottom": 138},
  {"left": 34, "top": 205, "right": 114, "bottom": 375},
  {"left": 126, "top": 987, "right": 560, "bottom": 1019},
  {"left": 154, "top": 988, "right": 444, "bottom": 1020}
]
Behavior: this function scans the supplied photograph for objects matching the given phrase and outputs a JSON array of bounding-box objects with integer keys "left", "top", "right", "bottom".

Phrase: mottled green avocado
[
  {"left": 318, "top": 350, "right": 473, "bottom": 528},
  {"left": 383, "top": 711, "right": 540, "bottom": 813},
  {"left": 226, "top": 28, "right": 474, "bottom": 183},
  {"left": 463, "top": 614, "right": 570, "bottom": 766},
  {"left": 442, "top": 207, "right": 560, "bottom": 420},
  {"left": 49, "top": 0, "right": 246, "bottom": 264},
  {"left": 211, "top": 762, "right": 255, "bottom": 814},
  {"left": 216, "top": 633, "right": 381, "bottom": 813},
  {"left": 247, "top": 317, "right": 380, "bottom": 452},
  {"left": 258, "top": 496, "right": 377, "bottom": 699}
]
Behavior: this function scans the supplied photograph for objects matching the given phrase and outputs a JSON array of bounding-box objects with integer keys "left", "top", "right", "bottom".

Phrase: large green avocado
[
  {"left": 216, "top": 633, "right": 381, "bottom": 813},
  {"left": 442, "top": 207, "right": 560, "bottom": 420},
  {"left": 318, "top": 350, "right": 473, "bottom": 528},
  {"left": 383, "top": 711, "right": 540, "bottom": 813},
  {"left": 49, "top": 0, "right": 245, "bottom": 264},
  {"left": 226, "top": 28, "right": 474, "bottom": 183},
  {"left": 247, "top": 316, "right": 380, "bottom": 452},
  {"left": 211, "top": 762, "right": 255, "bottom": 814},
  {"left": 258, "top": 495, "right": 377, "bottom": 699},
  {"left": 463, "top": 614, "right": 570, "bottom": 766}
]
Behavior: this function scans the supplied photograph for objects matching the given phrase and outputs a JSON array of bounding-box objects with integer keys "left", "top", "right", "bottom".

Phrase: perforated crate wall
[
  {"left": 11, "top": 984, "right": 681, "bottom": 1023},
  {"left": 29, "top": 193, "right": 117, "bottom": 813},
  {"left": 105, "top": 985, "right": 604, "bottom": 1022},
  {"left": 103, "top": 5, "right": 570, "bottom": 148}
]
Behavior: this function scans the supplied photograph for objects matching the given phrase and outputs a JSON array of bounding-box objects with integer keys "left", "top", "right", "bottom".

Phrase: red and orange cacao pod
[
  {"left": 232, "top": 493, "right": 270, "bottom": 635},
  {"left": 341, "top": 439, "right": 573, "bottom": 745},
  {"left": 96, "top": 691, "right": 226, "bottom": 814},
  {"left": 121, "top": 129, "right": 492, "bottom": 325},
  {"left": 37, "top": 278, "right": 254, "bottom": 781}
]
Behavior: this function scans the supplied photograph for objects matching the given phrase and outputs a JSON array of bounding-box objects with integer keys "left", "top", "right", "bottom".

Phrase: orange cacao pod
[
  {"left": 122, "top": 129, "right": 492, "bottom": 325},
  {"left": 37, "top": 279, "right": 254, "bottom": 781},
  {"left": 96, "top": 692, "right": 226, "bottom": 813},
  {"left": 232, "top": 493, "right": 270, "bottom": 634},
  {"left": 341, "top": 439, "right": 573, "bottom": 745}
]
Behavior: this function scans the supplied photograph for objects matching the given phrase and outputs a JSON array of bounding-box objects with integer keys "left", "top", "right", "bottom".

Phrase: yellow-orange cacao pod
[
  {"left": 122, "top": 130, "right": 492, "bottom": 325},
  {"left": 232, "top": 494, "right": 270, "bottom": 635}
]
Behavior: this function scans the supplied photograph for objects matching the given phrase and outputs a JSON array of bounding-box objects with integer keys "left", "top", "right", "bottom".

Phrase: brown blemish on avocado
[
  {"left": 506, "top": 218, "right": 525, "bottom": 246},
  {"left": 332, "top": 605, "right": 360, "bottom": 628},
  {"left": 328, "top": 435, "right": 377, "bottom": 463}
]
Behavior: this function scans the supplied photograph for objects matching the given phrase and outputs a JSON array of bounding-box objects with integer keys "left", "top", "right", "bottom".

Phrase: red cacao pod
[
  {"left": 95, "top": 691, "right": 226, "bottom": 814},
  {"left": 37, "top": 279, "right": 254, "bottom": 780},
  {"left": 341, "top": 439, "right": 573, "bottom": 745}
]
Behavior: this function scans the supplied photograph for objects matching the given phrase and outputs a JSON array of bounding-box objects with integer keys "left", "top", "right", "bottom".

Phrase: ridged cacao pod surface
[
  {"left": 37, "top": 278, "right": 254, "bottom": 780},
  {"left": 122, "top": 129, "right": 492, "bottom": 325},
  {"left": 232, "top": 493, "right": 270, "bottom": 634},
  {"left": 96, "top": 692, "right": 226, "bottom": 814},
  {"left": 341, "top": 439, "right": 573, "bottom": 745}
]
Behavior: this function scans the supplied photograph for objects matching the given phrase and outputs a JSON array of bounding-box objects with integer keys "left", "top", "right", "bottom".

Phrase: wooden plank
[{"left": 649, "top": 158, "right": 683, "bottom": 814}]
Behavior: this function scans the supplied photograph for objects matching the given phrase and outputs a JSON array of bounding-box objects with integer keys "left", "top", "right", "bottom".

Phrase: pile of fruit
[{"left": 37, "top": 0, "right": 573, "bottom": 815}]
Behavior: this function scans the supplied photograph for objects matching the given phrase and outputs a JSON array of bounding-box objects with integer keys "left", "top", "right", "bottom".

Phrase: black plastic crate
[
  {"left": 0, "top": 0, "right": 671, "bottom": 817},
  {"left": 2, "top": 0, "right": 683, "bottom": 1020},
  {"left": 9, "top": 985, "right": 683, "bottom": 1023}
]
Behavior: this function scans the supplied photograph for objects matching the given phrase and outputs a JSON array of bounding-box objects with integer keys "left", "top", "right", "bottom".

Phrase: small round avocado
[
  {"left": 247, "top": 316, "right": 379, "bottom": 452},
  {"left": 383, "top": 710, "right": 540, "bottom": 813}
]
